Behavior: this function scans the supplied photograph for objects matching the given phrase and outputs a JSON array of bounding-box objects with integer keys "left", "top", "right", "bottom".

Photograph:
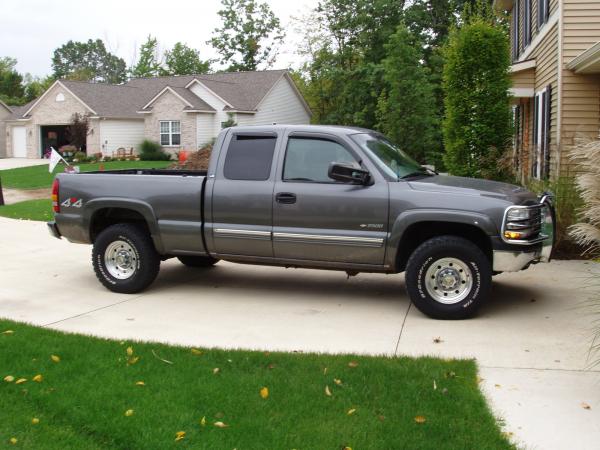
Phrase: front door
[
  {"left": 272, "top": 134, "right": 389, "bottom": 265},
  {"left": 209, "top": 131, "right": 279, "bottom": 258}
]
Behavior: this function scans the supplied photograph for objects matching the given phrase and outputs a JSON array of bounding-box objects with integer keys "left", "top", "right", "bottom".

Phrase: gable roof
[
  {"left": 0, "top": 99, "right": 12, "bottom": 113},
  {"left": 7, "top": 70, "right": 307, "bottom": 120}
]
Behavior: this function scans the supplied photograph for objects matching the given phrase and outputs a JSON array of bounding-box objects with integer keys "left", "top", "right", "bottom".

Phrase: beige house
[
  {"left": 494, "top": 0, "right": 600, "bottom": 181},
  {"left": 2, "top": 70, "right": 311, "bottom": 159}
]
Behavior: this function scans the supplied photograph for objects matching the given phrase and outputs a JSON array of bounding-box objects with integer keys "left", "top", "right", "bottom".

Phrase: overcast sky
[{"left": 0, "top": 0, "right": 320, "bottom": 78}]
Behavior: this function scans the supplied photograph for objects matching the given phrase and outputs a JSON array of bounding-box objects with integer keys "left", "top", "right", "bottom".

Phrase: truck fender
[
  {"left": 385, "top": 209, "right": 498, "bottom": 269},
  {"left": 82, "top": 198, "right": 165, "bottom": 254}
]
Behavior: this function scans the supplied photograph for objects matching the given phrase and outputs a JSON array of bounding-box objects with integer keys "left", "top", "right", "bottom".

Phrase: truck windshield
[{"left": 351, "top": 133, "right": 427, "bottom": 180}]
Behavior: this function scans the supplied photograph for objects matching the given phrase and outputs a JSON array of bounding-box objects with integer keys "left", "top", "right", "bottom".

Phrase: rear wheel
[
  {"left": 92, "top": 223, "right": 160, "bottom": 293},
  {"left": 177, "top": 255, "right": 219, "bottom": 267},
  {"left": 405, "top": 235, "right": 492, "bottom": 320}
]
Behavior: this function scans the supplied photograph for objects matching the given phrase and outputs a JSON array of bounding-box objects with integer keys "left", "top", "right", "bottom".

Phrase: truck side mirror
[{"left": 328, "top": 162, "right": 371, "bottom": 185}]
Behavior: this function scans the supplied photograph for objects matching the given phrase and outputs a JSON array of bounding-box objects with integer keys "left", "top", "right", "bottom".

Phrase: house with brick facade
[
  {"left": 1, "top": 70, "right": 311, "bottom": 159},
  {"left": 494, "top": 0, "right": 600, "bottom": 182}
]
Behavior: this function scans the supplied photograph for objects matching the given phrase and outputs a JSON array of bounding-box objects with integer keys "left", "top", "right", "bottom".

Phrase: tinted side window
[
  {"left": 283, "top": 137, "right": 358, "bottom": 183},
  {"left": 223, "top": 135, "right": 277, "bottom": 181}
]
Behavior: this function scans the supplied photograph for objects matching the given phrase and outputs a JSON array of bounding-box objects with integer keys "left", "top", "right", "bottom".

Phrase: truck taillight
[{"left": 51, "top": 179, "right": 60, "bottom": 213}]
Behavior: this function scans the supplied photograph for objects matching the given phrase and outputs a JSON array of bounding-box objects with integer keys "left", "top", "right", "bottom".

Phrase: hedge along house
[
  {"left": 494, "top": 0, "right": 600, "bottom": 183},
  {"left": 2, "top": 70, "right": 311, "bottom": 159}
]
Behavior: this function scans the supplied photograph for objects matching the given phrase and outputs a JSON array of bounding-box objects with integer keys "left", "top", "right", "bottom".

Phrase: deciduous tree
[
  {"left": 130, "top": 36, "right": 162, "bottom": 78},
  {"left": 52, "top": 39, "right": 127, "bottom": 84},
  {"left": 209, "top": 0, "right": 284, "bottom": 71},
  {"left": 163, "top": 42, "right": 211, "bottom": 75}
]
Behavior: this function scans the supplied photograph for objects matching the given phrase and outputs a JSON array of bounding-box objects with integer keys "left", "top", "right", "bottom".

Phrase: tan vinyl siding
[
  {"left": 512, "top": 69, "right": 536, "bottom": 89},
  {"left": 529, "top": 22, "right": 560, "bottom": 177},
  {"left": 560, "top": 0, "right": 600, "bottom": 175}
]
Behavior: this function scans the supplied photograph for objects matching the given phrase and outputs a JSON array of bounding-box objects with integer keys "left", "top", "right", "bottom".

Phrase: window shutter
[{"left": 544, "top": 85, "right": 552, "bottom": 178}]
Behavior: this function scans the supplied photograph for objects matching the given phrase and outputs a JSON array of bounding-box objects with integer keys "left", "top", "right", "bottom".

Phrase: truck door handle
[{"left": 276, "top": 192, "right": 297, "bottom": 204}]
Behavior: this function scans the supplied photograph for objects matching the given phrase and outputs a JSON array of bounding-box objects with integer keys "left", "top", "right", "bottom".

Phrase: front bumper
[
  {"left": 493, "top": 194, "right": 555, "bottom": 272},
  {"left": 47, "top": 221, "right": 61, "bottom": 239}
]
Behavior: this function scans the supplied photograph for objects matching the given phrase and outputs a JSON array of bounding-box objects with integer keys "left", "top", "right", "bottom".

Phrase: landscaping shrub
[
  {"left": 139, "top": 139, "right": 171, "bottom": 161},
  {"left": 568, "top": 136, "right": 600, "bottom": 368},
  {"left": 72, "top": 151, "right": 88, "bottom": 163},
  {"left": 526, "top": 176, "right": 583, "bottom": 259}
]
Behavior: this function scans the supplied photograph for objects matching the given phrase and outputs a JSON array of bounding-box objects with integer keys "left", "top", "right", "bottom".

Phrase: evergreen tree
[
  {"left": 376, "top": 24, "right": 438, "bottom": 164},
  {"left": 442, "top": 6, "right": 512, "bottom": 179}
]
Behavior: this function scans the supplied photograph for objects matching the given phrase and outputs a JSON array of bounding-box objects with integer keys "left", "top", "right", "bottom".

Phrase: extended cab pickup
[{"left": 48, "top": 125, "right": 555, "bottom": 319}]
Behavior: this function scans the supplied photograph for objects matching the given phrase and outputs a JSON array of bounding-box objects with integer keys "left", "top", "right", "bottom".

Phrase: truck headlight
[{"left": 506, "top": 207, "right": 533, "bottom": 221}]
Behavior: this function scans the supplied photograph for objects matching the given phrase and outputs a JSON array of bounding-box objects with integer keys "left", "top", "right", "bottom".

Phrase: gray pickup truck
[{"left": 48, "top": 125, "right": 554, "bottom": 319}]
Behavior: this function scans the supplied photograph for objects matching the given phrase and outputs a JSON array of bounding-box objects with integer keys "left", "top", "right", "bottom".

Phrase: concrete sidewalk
[{"left": 0, "top": 217, "right": 598, "bottom": 449}]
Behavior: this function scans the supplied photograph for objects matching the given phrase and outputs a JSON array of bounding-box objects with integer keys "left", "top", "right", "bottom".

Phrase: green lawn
[
  {"left": 0, "top": 319, "right": 512, "bottom": 449},
  {"left": 0, "top": 199, "right": 53, "bottom": 221},
  {"left": 0, "top": 161, "right": 172, "bottom": 190}
]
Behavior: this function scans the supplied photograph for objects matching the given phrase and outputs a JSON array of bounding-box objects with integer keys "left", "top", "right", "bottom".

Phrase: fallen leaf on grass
[
  {"left": 191, "top": 348, "right": 203, "bottom": 356},
  {"left": 126, "top": 347, "right": 134, "bottom": 356},
  {"left": 414, "top": 415, "right": 426, "bottom": 424},
  {"left": 334, "top": 378, "right": 343, "bottom": 385},
  {"left": 213, "top": 368, "right": 220, "bottom": 375},
  {"left": 214, "top": 421, "right": 228, "bottom": 428},
  {"left": 175, "top": 431, "right": 186, "bottom": 441},
  {"left": 325, "top": 385, "right": 332, "bottom": 397},
  {"left": 31, "top": 418, "right": 40, "bottom": 425},
  {"left": 433, "top": 380, "right": 437, "bottom": 390},
  {"left": 476, "top": 376, "right": 484, "bottom": 384},
  {"left": 582, "top": 402, "right": 591, "bottom": 410},
  {"left": 2, "top": 330, "right": 14, "bottom": 335},
  {"left": 124, "top": 409, "right": 134, "bottom": 417},
  {"left": 260, "top": 387, "right": 269, "bottom": 399},
  {"left": 32, "top": 374, "right": 43, "bottom": 383},
  {"left": 200, "top": 416, "right": 206, "bottom": 427},
  {"left": 51, "top": 355, "right": 60, "bottom": 363},
  {"left": 135, "top": 381, "right": 145, "bottom": 386},
  {"left": 348, "top": 361, "right": 359, "bottom": 368},
  {"left": 502, "top": 431, "right": 514, "bottom": 438},
  {"left": 127, "top": 356, "right": 140, "bottom": 365},
  {"left": 342, "top": 447, "right": 352, "bottom": 450},
  {"left": 267, "top": 363, "right": 276, "bottom": 370},
  {"left": 4, "top": 375, "right": 14, "bottom": 383},
  {"left": 15, "top": 378, "right": 27, "bottom": 385},
  {"left": 347, "top": 408, "right": 356, "bottom": 415},
  {"left": 9, "top": 437, "right": 17, "bottom": 445},
  {"left": 323, "top": 367, "right": 328, "bottom": 375}
]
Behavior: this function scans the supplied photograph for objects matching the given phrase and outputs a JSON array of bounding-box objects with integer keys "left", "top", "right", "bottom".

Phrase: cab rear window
[{"left": 223, "top": 135, "right": 277, "bottom": 181}]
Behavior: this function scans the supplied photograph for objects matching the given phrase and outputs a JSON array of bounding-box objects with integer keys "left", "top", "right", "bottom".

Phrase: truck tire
[
  {"left": 177, "top": 256, "right": 219, "bottom": 267},
  {"left": 405, "top": 235, "right": 492, "bottom": 320},
  {"left": 92, "top": 223, "right": 160, "bottom": 294}
]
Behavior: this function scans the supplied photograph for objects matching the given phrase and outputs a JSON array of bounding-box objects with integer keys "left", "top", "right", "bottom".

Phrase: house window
[
  {"left": 160, "top": 121, "right": 181, "bottom": 146},
  {"left": 524, "top": 0, "right": 532, "bottom": 47},
  {"left": 538, "top": 0, "right": 550, "bottom": 28},
  {"left": 532, "top": 85, "right": 552, "bottom": 179},
  {"left": 512, "top": 0, "right": 520, "bottom": 60}
]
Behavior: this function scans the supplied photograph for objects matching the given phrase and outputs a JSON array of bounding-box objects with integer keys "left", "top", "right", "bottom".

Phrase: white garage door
[
  {"left": 100, "top": 120, "right": 145, "bottom": 156},
  {"left": 12, "top": 126, "right": 27, "bottom": 158}
]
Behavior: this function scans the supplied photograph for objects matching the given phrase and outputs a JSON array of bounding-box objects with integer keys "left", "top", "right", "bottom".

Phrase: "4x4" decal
[{"left": 61, "top": 198, "right": 83, "bottom": 208}]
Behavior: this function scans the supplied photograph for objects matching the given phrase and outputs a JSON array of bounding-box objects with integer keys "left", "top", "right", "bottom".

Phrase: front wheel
[
  {"left": 92, "top": 223, "right": 160, "bottom": 294},
  {"left": 405, "top": 236, "right": 492, "bottom": 320}
]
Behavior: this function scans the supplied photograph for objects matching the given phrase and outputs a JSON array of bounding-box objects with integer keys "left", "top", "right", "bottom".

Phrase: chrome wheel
[
  {"left": 424, "top": 257, "right": 473, "bottom": 304},
  {"left": 104, "top": 240, "right": 138, "bottom": 280}
]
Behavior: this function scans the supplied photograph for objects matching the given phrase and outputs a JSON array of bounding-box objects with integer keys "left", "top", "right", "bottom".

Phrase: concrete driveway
[
  {"left": 0, "top": 158, "right": 47, "bottom": 170},
  {"left": 0, "top": 217, "right": 598, "bottom": 449}
]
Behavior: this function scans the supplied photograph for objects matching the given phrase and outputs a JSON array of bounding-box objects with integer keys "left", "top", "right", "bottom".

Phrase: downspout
[{"left": 556, "top": 0, "right": 564, "bottom": 178}]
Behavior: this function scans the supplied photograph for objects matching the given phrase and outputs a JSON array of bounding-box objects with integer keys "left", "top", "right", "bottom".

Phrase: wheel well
[
  {"left": 90, "top": 208, "right": 149, "bottom": 242},
  {"left": 395, "top": 221, "right": 493, "bottom": 272}
]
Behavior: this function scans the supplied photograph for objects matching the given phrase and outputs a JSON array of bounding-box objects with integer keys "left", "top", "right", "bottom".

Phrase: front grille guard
[{"left": 501, "top": 193, "right": 555, "bottom": 246}]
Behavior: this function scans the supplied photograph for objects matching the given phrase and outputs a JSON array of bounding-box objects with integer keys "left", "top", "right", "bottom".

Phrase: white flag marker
[{"left": 48, "top": 147, "right": 68, "bottom": 173}]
